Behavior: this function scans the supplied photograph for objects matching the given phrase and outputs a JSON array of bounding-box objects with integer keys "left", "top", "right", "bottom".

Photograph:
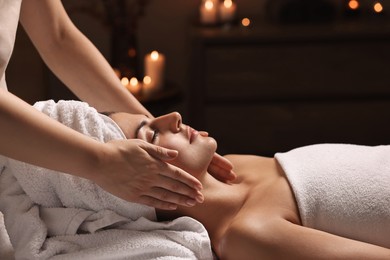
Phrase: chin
[
  {"left": 178, "top": 137, "right": 217, "bottom": 177},
  {"left": 206, "top": 136, "right": 218, "bottom": 153},
  {"left": 200, "top": 136, "right": 218, "bottom": 162},
  {"left": 198, "top": 136, "right": 218, "bottom": 172}
]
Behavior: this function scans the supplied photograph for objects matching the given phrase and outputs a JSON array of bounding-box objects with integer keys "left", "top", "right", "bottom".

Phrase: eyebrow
[{"left": 135, "top": 120, "right": 147, "bottom": 139}]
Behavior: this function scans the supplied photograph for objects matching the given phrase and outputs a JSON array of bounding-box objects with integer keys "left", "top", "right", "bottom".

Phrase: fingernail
[
  {"left": 167, "top": 150, "right": 178, "bottom": 158},
  {"left": 186, "top": 199, "right": 197, "bottom": 207},
  {"left": 169, "top": 204, "right": 178, "bottom": 210},
  {"left": 195, "top": 194, "right": 204, "bottom": 203},
  {"left": 195, "top": 183, "right": 203, "bottom": 190}
]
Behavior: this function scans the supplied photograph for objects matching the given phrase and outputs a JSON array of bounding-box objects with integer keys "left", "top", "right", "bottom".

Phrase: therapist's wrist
[{"left": 72, "top": 140, "right": 111, "bottom": 182}]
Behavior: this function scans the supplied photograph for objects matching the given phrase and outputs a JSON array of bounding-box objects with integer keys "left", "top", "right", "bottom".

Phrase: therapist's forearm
[
  {"left": 42, "top": 29, "right": 151, "bottom": 115},
  {"left": 0, "top": 90, "right": 102, "bottom": 180},
  {"left": 19, "top": 0, "right": 152, "bottom": 116}
]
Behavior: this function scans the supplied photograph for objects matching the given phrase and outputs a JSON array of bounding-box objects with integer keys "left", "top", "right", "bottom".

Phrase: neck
[{"left": 156, "top": 171, "right": 242, "bottom": 241}]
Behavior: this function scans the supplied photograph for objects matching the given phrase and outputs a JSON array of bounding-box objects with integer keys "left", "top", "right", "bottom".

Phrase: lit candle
[
  {"left": 200, "top": 0, "right": 218, "bottom": 25},
  {"left": 142, "top": 75, "right": 154, "bottom": 98},
  {"left": 348, "top": 0, "right": 359, "bottom": 11},
  {"left": 241, "top": 17, "right": 251, "bottom": 27},
  {"left": 373, "top": 1, "right": 384, "bottom": 14},
  {"left": 127, "top": 77, "right": 142, "bottom": 95},
  {"left": 144, "top": 50, "right": 165, "bottom": 91},
  {"left": 121, "top": 77, "right": 129, "bottom": 87},
  {"left": 219, "top": 0, "right": 237, "bottom": 23}
]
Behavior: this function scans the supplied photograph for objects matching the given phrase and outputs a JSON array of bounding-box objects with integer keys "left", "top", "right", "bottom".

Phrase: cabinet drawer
[
  {"left": 204, "top": 41, "right": 390, "bottom": 100},
  {"left": 204, "top": 101, "right": 390, "bottom": 155}
]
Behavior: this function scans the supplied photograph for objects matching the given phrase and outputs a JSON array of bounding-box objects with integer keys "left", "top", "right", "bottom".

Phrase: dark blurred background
[{"left": 7, "top": 0, "right": 390, "bottom": 155}]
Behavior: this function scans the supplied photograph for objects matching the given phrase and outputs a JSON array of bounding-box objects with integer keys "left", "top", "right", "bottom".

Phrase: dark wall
[
  {"left": 7, "top": 0, "right": 265, "bottom": 104},
  {"left": 7, "top": 0, "right": 385, "bottom": 106}
]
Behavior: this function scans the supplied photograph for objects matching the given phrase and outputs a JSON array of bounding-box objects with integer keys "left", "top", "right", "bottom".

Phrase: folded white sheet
[{"left": 0, "top": 100, "right": 213, "bottom": 260}]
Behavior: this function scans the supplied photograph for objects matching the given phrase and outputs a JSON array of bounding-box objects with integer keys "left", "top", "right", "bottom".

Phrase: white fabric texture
[
  {"left": 0, "top": 212, "right": 13, "bottom": 260},
  {"left": 0, "top": 100, "right": 213, "bottom": 260},
  {"left": 0, "top": 0, "right": 22, "bottom": 90},
  {"left": 0, "top": 160, "right": 13, "bottom": 260},
  {"left": 0, "top": 2, "right": 21, "bottom": 257},
  {"left": 275, "top": 143, "right": 390, "bottom": 248}
]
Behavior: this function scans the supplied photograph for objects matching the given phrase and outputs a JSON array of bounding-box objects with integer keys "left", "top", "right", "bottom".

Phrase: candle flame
[
  {"left": 205, "top": 0, "right": 214, "bottom": 10},
  {"left": 374, "top": 2, "right": 383, "bottom": 13},
  {"left": 130, "top": 77, "right": 139, "bottom": 86},
  {"left": 151, "top": 51, "right": 159, "bottom": 60},
  {"left": 241, "top": 18, "right": 251, "bottom": 27},
  {"left": 127, "top": 77, "right": 141, "bottom": 94},
  {"left": 224, "top": 0, "right": 233, "bottom": 8},
  {"left": 121, "top": 77, "right": 129, "bottom": 87},
  {"left": 143, "top": 76, "right": 152, "bottom": 85},
  {"left": 348, "top": 0, "right": 359, "bottom": 10}
]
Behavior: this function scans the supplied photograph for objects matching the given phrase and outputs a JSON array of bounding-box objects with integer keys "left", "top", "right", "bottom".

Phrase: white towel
[
  {"left": 0, "top": 158, "right": 14, "bottom": 260},
  {"left": 275, "top": 143, "right": 390, "bottom": 248},
  {"left": 0, "top": 212, "right": 14, "bottom": 260},
  {"left": 11, "top": 100, "right": 154, "bottom": 219},
  {"left": 0, "top": 100, "right": 213, "bottom": 260}
]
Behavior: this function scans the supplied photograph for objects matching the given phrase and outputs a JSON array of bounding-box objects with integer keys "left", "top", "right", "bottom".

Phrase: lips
[{"left": 189, "top": 127, "right": 199, "bottom": 144}]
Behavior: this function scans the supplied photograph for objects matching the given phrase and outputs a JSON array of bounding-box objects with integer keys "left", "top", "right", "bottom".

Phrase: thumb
[{"left": 141, "top": 142, "right": 178, "bottom": 160}]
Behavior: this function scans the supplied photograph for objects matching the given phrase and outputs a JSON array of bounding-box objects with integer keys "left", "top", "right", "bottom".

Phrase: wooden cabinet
[{"left": 188, "top": 21, "right": 390, "bottom": 155}]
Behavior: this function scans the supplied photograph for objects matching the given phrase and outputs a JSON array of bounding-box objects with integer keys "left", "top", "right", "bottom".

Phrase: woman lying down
[
  {"left": 3, "top": 100, "right": 390, "bottom": 259},
  {"left": 109, "top": 110, "right": 390, "bottom": 259}
]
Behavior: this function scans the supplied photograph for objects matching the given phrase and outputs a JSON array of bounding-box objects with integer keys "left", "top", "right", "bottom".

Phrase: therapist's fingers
[
  {"left": 208, "top": 163, "right": 236, "bottom": 182},
  {"left": 157, "top": 162, "right": 203, "bottom": 192},
  {"left": 140, "top": 142, "right": 203, "bottom": 190},
  {"left": 140, "top": 185, "right": 204, "bottom": 210},
  {"left": 139, "top": 141, "right": 179, "bottom": 160},
  {"left": 212, "top": 153, "right": 234, "bottom": 172},
  {"left": 143, "top": 172, "right": 203, "bottom": 210},
  {"left": 134, "top": 141, "right": 204, "bottom": 210},
  {"left": 137, "top": 195, "right": 178, "bottom": 210},
  {"left": 208, "top": 153, "right": 236, "bottom": 182},
  {"left": 155, "top": 174, "right": 204, "bottom": 203},
  {"left": 198, "top": 131, "right": 237, "bottom": 181}
]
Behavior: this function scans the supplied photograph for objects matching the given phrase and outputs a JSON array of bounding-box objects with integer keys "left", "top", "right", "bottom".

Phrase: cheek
[{"left": 163, "top": 137, "right": 217, "bottom": 175}]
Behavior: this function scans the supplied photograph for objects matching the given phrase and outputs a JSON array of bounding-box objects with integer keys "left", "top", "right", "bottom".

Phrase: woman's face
[{"left": 109, "top": 112, "right": 217, "bottom": 176}]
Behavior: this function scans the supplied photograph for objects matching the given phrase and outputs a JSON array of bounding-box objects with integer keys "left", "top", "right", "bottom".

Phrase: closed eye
[{"left": 151, "top": 129, "right": 159, "bottom": 143}]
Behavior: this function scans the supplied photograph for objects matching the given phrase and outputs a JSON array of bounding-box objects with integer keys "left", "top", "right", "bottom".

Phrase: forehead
[{"left": 110, "top": 112, "right": 149, "bottom": 139}]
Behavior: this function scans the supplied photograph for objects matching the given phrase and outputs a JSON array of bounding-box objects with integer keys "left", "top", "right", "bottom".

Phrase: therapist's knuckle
[
  {"left": 159, "top": 190, "right": 171, "bottom": 201},
  {"left": 170, "top": 182, "right": 180, "bottom": 192},
  {"left": 173, "top": 169, "right": 182, "bottom": 179},
  {"left": 156, "top": 146, "right": 164, "bottom": 156}
]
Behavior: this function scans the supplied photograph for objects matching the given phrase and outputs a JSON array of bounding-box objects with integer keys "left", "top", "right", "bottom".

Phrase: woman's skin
[{"left": 110, "top": 111, "right": 390, "bottom": 260}]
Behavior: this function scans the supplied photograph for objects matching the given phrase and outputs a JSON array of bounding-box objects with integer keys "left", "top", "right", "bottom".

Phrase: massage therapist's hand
[
  {"left": 199, "top": 131, "right": 237, "bottom": 182},
  {"left": 209, "top": 153, "right": 236, "bottom": 182},
  {"left": 94, "top": 139, "right": 204, "bottom": 210}
]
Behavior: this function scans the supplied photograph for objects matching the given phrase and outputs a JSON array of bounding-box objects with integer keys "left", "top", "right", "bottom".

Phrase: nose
[{"left": 152, "top": 112, "right": 182, "bottom": 133}]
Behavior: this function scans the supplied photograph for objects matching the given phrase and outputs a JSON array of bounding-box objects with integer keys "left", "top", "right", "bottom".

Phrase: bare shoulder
[
  {"left": 224, "top": 154, "right": 272, "bottom": 169},
  {"left": 217, "top": 216, "right": 290, "bottom": 260}
]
